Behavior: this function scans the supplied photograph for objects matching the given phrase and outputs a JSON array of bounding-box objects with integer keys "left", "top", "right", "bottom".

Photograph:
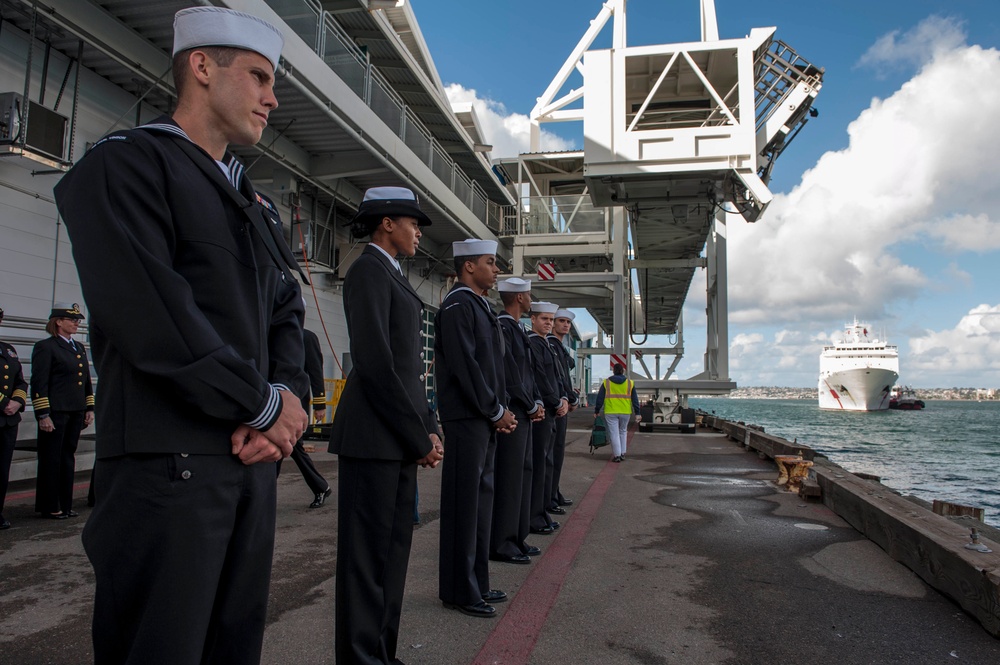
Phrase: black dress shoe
[
  {"left": 443, "top": 601, "right": 496, "bottom": 618},
  {"left": 530, "top": 525, "right": 554, "bottom": 535},
  {"left": 310, "top": 487, "right": 332, "bottom": 509},
  {"left": 548, "top": 506, "right": 566, "bottom": 515},
  {"left": 522, "top": 545, "right": 541, "bottom": 557},
  {"left": 0, "top": 518, "right": 10, "bottom": 530},
  {"left": 549, "top": 521, "right": 561, "bottom": 530},
  {"left": 482, "top": 589, "right": 507, "bottom": 603},
  {"left": 489, "top": 553, "right": 531, "bottom": 565},
  {"left": 44, "top": 513, "right": 69, "bottom": 520},
  {"left": 558, "top": 497, "right": 574, "bottom": 506},
  {"left": 66, "top": 510, "right": 80, "bottom": 517}
]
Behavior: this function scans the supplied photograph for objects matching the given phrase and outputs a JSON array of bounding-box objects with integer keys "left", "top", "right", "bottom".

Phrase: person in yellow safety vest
[{"left": 594, "top": 363, "right": 641, "bottom": 462}]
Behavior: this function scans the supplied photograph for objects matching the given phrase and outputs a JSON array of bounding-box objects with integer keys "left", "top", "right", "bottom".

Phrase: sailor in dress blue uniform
[
  {"left": 53, "top": 8, "right": 310, "bottom": 663},
  {"left": 435, "top": 239, "right": 517, "bottom": 618},
  {"left": 490, "top": 278, "right": 546, "bottom": 563}
]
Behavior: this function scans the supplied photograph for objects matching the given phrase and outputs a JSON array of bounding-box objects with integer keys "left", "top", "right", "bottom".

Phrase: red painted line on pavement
[
  {"left": 471, "top": 441, "right": 627, "bottom": 665},
  {"left": 6, "top": 481, "right": 90, "bottom": 502}
]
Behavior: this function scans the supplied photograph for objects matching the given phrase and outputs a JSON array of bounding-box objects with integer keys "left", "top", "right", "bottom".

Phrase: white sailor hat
[
  {"left": 173, "top": 7, "right": 284, "bottom": 72},
  {"left": 452, "top": 239, "right": 498, "bottom": 257},
  {"left": 497, "top": 277, "right": 531, "bottom": 293},
  {"left": 530, "top": 301, "right": 558, "bottom": 314},
  {"left": 555, "top": 309, "right": 575, "bottom": 321},
  {"left": 349, "top": 186, "right": 432, "bottom": 232}
]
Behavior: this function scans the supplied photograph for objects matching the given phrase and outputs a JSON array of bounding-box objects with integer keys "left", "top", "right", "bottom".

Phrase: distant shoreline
[{"left": 697, "top": 392, "right": 997, "bottom": 401}]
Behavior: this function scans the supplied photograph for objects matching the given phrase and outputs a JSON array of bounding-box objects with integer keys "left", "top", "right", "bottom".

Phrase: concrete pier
[{"left": 2, "top": 411, "right": 999, "bottom": 664}]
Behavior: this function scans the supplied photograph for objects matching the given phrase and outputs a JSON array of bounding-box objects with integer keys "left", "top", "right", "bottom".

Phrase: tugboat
[{"left": 889, "top": 386, "right": 925, "bottom": 410}]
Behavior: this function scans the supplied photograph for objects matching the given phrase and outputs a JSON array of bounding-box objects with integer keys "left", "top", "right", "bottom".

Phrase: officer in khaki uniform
[{"left": 0, "top": 306, "right": 28, "bottom": 529}]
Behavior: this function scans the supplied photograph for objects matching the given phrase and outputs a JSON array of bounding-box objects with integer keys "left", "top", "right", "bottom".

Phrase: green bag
[{"left": 589, "top": 415, "right": 608, "bottom": 454}]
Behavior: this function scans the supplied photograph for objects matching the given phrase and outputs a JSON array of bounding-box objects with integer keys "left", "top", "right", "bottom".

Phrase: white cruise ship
[{"left": 818, "top": 320, "right": 899, "bottom": 411}]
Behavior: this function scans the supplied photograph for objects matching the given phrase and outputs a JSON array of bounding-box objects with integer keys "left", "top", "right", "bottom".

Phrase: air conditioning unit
[{"left": 0, "top": 92, "right": 68, "bottom": 161}]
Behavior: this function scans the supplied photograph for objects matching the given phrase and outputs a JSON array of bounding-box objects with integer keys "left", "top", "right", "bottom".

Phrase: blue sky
[{"left": 414, "top": 0, "right": 1000, "bottom": 388}]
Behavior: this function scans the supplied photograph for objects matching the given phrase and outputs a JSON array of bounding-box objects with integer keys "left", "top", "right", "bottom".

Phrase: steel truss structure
[{"left": 498, "top": 0, "right": 822, "bottom": 411}]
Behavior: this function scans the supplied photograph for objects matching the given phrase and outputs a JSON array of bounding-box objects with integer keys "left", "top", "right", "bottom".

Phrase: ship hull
[{"left": 818, "top": 368, "right": 898, "bottom": 411}]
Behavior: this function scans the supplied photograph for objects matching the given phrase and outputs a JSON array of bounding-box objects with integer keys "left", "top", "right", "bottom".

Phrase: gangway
[{"left": 499, "top": 0, "right": 822, "bottom": 417}]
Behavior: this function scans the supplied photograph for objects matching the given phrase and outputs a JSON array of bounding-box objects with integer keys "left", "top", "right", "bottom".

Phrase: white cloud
[
  {"left": 728, "top": 36, "right": 1000, "bottom": 326},
  {"left": 907, "top": 304, "right": 1000, "bottom": 381},
  {"left": 927, "top": 213, "right": 1000, "bottom": 253},
  {"left": 944, "top": 262, "right": 972, "bottom": 286},
  {"left": 443, "top": 83, "right": 575, "bottom": 158},
  {"left": 858, "top": 15, "right": 967, "bottom": 70},
  {"left": 726, "top": 327, "right": 827, "bottom": 386},
  {"left": 731, "top": 332, "right": 764, "bottom": 348}
]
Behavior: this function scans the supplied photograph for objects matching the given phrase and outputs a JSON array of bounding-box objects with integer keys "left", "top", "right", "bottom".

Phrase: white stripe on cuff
[
  {"left": 246, "top": 384, "right": 281, "bottom": 429},
  {"left": 491, "top": 403, "right": 505, "bottom": 422}
]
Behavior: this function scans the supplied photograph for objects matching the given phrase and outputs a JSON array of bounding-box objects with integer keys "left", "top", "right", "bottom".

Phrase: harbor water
[{"left": 691, "top": 398, "right": 1000, "bottom": 527}]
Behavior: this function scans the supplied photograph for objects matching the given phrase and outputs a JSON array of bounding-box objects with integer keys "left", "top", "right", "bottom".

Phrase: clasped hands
[
  {"left": 418, "top": 432, "right": 444, "bottom": 468},
  {"left": 493, "top": 407, "right": 517, "bottom": 434},
  {"left": 231, "top": 390, "right": 308, "bottom": 465}
]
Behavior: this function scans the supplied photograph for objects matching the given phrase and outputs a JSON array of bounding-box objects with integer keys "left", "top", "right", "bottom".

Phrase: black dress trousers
[
  {"left": 286, "top": 440, "right": 327, "bottom": 495},
  {"left": 439, "top": 417, "right": 497, "bottom": 605},
  {"left": 550, "top": 415, "right": 569, "bottom": 508},
  {"left": 490, "top": 403, "right": 531, "bottom": 558},
  {"left": 82, "top": 453, "right": 277, "bottom": 665},
  {"left": 0, "top": 424, "right": 16, "bottom": 515},
  {"left": 34, "top": 410, "right": 84, "bottom": 514},
  {"left": 516, "top": 423, "right": 534, "bottom": 552},
  {"left": 336, "top": 456, "right": 417, "bottom": 665},
  {"left": 529, "top": 415, "right": 555, "bottom": 530}
]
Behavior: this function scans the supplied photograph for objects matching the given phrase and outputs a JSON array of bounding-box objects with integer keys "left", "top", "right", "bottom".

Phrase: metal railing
[
  {"left": 499, "top": 195, "right": 608, "bottom": 236},
  {"left": 321, "top": 15, "right": 368, "bottom": 97},
  {"left": 264, "top": 0, "right": 501, "bottom": 232}
]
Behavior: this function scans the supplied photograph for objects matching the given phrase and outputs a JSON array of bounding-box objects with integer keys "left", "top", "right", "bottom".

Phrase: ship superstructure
[{"left": 818, "top": 321, "right": 899, "bottom": 411}]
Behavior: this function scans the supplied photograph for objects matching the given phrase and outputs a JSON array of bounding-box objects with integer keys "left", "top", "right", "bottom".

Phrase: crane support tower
[{"left": 495, "top": 0, "right": 822, "bottom": 418}]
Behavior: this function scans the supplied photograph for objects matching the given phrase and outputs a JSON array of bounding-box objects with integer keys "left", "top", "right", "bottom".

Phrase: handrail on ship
[
  {"left": 499, "top": 194, "right": 609, "bottom": 237},
  {"left": 262, "top": 0, "right": 503, "bottom": 237}
]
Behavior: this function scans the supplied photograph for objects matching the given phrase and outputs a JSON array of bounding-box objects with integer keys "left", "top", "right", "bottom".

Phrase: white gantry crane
[{"left": 496, "top": 0, "right": 822, "bottom": 419}]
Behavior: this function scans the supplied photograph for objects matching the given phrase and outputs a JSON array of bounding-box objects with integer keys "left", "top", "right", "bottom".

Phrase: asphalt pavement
[{"left": 2, "top": 411, "right": 999, "bottom": 664}]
